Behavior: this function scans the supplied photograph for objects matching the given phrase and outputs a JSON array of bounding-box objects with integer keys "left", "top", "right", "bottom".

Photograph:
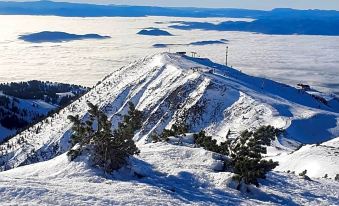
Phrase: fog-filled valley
[{"left": 0, "top": 15, "right": 339, "bottom": 95}]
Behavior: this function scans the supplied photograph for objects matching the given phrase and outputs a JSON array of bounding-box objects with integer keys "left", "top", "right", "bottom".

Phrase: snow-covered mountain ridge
[
  {"left": 0, "top": 52, "right": 338, "bottom": 172},
  {"left": 1, "top": 52, "right": 338, "bottom": 205}
]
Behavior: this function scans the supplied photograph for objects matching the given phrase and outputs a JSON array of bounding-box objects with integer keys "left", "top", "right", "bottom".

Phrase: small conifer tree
[
  {"left": 193, "top": 130, "right": 229, "bottom": 155},
  {"left": 230, "top": 126, "right": 280, "bottom": 191},
  {"left": 299, "top": 170, "right": 307, "bottom": 177},
  {"left": 160, "top": 122, "right": 188, "bottom": 143},
  {"left": 67, "top": 102, "right": 142, "bottom": 172}
]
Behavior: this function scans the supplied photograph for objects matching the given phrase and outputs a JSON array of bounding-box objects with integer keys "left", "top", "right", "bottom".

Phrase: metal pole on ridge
[{"left": 225, "top": 46, "right": 229, "bottom": 66}]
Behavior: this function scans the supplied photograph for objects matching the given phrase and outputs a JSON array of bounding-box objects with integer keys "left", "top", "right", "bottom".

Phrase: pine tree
[
  {"left": 193, "top": 130, "right": 229, "bottom": 155},
  {"left": 299, "top": 170, "right": 307, "bottom": 177},
  {"left": 67, "top": 102, "right": 142, "bottom": 172},
  {"left": 160, "top": 122, "right": 188, "bottom": 144},
  {"left": 230, "top": 126, "right": 279, "bottom": 191},
  {"left": 67, "top": 114, "right": 94, "bottom": 160}
]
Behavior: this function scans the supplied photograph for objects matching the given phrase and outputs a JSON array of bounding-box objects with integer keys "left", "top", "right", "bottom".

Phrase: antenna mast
[{"left": 225, "top": 46, "right": 229, "bottom": 66}]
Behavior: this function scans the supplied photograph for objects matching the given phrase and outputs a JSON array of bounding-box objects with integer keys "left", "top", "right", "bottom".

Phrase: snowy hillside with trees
[
  {"left": 0, "top": 80, "right": 88, "bottom": 142},
  {"left": 0, "top": 53, "right": 338, "bottom": 205},
  {"left": 1, "top": 142, "right": 338, "bottom": 205}
]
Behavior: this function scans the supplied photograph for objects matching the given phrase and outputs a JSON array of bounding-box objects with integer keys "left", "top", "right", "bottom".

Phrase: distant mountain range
[
  {"left": 1, "top": 1, "right": 339, "bottom": 36},
  {"left": 0, "top": 1, "right": 267, "bottom": 18},
  {"left": 0, "top": 1, "right": 338, "bottom": 18}
]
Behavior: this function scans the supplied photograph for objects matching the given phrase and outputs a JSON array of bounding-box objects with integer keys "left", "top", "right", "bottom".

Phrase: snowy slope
[
  {"left": 0, "top": 142, "right": 338, "bottom": 206},
  {"left": 0, "top": 52, "right": 338, "bottom": 171},
  {"left": 273, "top": 137, "right": 339, "bottom": 179}
]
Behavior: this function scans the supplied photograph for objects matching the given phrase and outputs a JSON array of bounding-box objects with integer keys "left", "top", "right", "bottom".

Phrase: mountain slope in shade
[
  {"left": 0, "top": 81, "right": 88, "bottom": 143},
  {"left": 0, "top": 52, "right": 338, "bottom": 171}
]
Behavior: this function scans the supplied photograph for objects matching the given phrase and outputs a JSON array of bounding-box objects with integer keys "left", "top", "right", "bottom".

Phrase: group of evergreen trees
[
  {"left": 0, "top": 96, "right": 29, "bottom": 130},
  {"left": 0, "top": 81, "right": 88, "bottom": 143},
  {"left": 67, "top": 102, "right": 142, "bottom": 172},
  {"left": 0, "top": 80, "right": 88, "bottom": 104},
  {"left": 149, "top": 120, "right": 280, "bottom": 191},
  {"left": 64, "top": 102, "right": 297, "bottom": 192},
  {"left": 151, "top": 122, "right": 188, "bottom": 143},
  {"left": 193, "top": 125, "right": 280, "bottom": 191}
]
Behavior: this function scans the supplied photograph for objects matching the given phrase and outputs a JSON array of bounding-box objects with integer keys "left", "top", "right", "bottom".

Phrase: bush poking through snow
[
  {"left": 230, "top": 126, "right": 280, "bottom": 191},
  {"left": 160, "top": 122, "right": 188, "bottom": 144},
  {"left": 67, "top": 102, "right": 141, "bottom": 172},
  {"left": 299, "top": 170, "right": 307, "bottom": 177},
  {"left": 335, "top": 174, "right": 339, "bottom": 181},
  {"left": 193, "top": 130, "right": 229, "bottom": 155},
  {"left": 150, "top": 133, "right": 162, "bottom": 143},
  {"left": 192, "top": 126, "right": 280, "bottom": 191}
]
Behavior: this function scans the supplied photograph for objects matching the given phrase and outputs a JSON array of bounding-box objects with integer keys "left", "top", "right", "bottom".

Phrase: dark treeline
[
  {"left": 0, "top": 80, "right": 89, "bottom": 142},
  {"left": 0, "top": 80, "right": 88, "bottom": 105}
]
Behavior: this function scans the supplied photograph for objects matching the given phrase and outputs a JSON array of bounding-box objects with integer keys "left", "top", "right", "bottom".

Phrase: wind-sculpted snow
[{"left": 0, "top": 53, "right": 339, "bottom": 171}]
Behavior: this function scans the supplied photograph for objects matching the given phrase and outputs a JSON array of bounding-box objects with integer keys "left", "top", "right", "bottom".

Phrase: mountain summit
[
  {"left": 0, "top": 53, "right": 338, "bottom": 205},
  {"left": 0, "top": 52, "right": 338, "bottom": 171}
]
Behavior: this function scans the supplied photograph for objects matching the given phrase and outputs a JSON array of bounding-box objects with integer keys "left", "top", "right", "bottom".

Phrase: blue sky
[{"left": 5, "top": 0, "right": 339, "bottom": 10}]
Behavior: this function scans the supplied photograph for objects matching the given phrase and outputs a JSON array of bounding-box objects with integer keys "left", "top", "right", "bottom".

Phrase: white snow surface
[
  {"left": 274, "top": 137, "right": 339, "bottom": 179},
  {"left": 0, "top": 142, "right": 338, "bottom": 205}
]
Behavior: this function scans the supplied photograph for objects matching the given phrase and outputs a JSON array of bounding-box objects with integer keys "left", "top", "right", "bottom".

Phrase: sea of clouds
[{"left": 0, "top": 15, "right": 338, "bottom": 94}]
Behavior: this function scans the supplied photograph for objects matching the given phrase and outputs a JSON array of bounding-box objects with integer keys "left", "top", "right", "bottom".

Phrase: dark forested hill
[{"left": 0, "top": 80, "right": 88, "bottom": 143}]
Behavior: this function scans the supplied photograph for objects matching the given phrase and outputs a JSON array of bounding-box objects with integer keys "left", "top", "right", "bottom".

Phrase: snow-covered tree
[{"left": 67, "top": 102, "right": 141, "bottom": 172}]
